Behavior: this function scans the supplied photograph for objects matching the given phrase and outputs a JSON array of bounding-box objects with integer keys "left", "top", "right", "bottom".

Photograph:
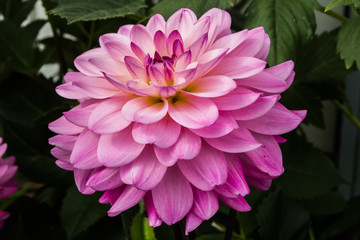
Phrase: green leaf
[
  {"left": 282, "top": 30, "right": 348, "bottom": 128},
  {"left": 337, "top": 16, "right": 360, "bottom": 69},
  {"left": 11, "top": 0, "right": 37, "bottom": 25},
  {"left": 130, "top": 211, "right": 157, "bottom": 240},
  {"left": 151, "top": 0, "right": 231, "bottom": 19},
  {"left": 194, "top": 234, "right": 226, "bottom": 240},
  {"left": 49, "top": 0, "right": 147, "bottom": 24},
  {"left": 0, "top": 20, "right": 35, "bottom": 73},
  {"left": 319, "top": 196, "right": 360, "bottom": 240},
  {"left": 325, "top": 0, "right": 360, "bottom": 11},
  {"left": 257, "top": 192, "right": 310, "bottom": 240},
  {"left": 23, "top": 20, "right": 47, "bottom": 41},
  {"left": 244, "top": 0, "right": 317, "bottom": 66},
  {"left": 275, "top": 141, "right": 346, "bottom": 199},
  {"left": 305, "top": 192, "right": 346, "bottom": 216},
  {"left": 60, "top": 185, "right": 108, "bottom": 239}
]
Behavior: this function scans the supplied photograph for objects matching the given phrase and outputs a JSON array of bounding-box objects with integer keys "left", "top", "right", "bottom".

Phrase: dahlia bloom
[
  {"left": 0, "top": 138, "right": 18, "bottom": 229},
  {"left": 49, "top": 8, "right": 306, "bottom": 233}
]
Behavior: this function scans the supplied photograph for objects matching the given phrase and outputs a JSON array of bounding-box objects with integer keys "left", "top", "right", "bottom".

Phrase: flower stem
[
  {"left": 224, "top": 208, "right": 236, "bottom": 240},
  {"left": 173, "top": 219, "right": 188, "bottom": 240},
  {"left": 308, "top": 227, "right": 316, "bottom": 240},
  {"left": 317, "top": 6, "right": 350, "bottom": 23},
  {"left": 333, "top": 100, "right": 360, "bottom": 131}
]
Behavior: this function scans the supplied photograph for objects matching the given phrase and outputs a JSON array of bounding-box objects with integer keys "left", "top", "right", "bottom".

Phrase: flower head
[
  {"left": 0, "top": 138, "right": 18, "bottom": 229},
  {"left": 49, "top": 8, "right": 306, "bottom": 233}
]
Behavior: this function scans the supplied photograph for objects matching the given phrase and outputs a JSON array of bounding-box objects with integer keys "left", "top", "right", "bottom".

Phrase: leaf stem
[
  {"left": 318, "top": 6, "right": 350, "bottom": 23},
  {"left": 86, "top": 21, "right": 96, "bottom": 50},
  {"left": 308, "top": 227, "right": 316, "bottom": 240},
  {"left": 352, "top": 5, "right": 359, "bottom": 16},
  {"left": 224, "top": 208, "right": 236, "bottom": 240},
  {"left": 333, "top": 100, "right": 360, "bottom": 131}
]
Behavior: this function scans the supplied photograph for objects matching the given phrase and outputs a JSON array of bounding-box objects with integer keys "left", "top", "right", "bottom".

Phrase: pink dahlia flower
[
  {"left": 0, "top": 138, "right": 18, "bottom": 229},
  {"left": 49, "top": 8, "right": 306, "bottom": 233}
]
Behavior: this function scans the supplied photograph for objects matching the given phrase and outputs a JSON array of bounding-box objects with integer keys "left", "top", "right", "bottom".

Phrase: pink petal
[
  {"left": 70, "top": 129, "right": 102, "bottom": 169},
  {"left": 215, "top": 154, "right": 250, "bottom": 197},
  {"left": 121, "top": 97, "right": 168, "bottom": 124},
  {"left": 174, "top": 50, "right": 192, "bottom": 70},
  {"left": 200, "top": 8, "right": 231, "bottom": 45},
  {"left": 49, "top": 135, "right": 77, "bottom": 151},
  {"left": 130, "top": 42, "right": 146, "bottom": 63},
  {"left": 127, "top": 80, "right": 159, "bottom": 97},
  {"left": 191, "top": 188, "right": 219, "bottom": 220},
  {"left": 64, "top": 72, "right": 120, "bottom": 99},
  {"left": 210, "top": 29, "right": 248, "bottom": 52},
  {"left": 255, "top": 34, "right": 270, "bottom": 60},
  {"left": 205, "top": 127, "right": 261, "bottom": 153},
  {"left": 166, "top": 8, "right": 197, "bottom": 37},
  {"left": 64, "top": 101, "right": 99, "bottom": 128},
  {"left": 132, "top": 116, "right": 181, "bottom": 148},
  {"left": 88, "top": 97, "right": 132, "bottom": 134},
  {"left": 130, "top": 25, "right": 155, "bottom": 55},
  {"left": 0, "top": 143, "right": 7, "bottom": 157},
  {"left": 228, "top": 27, "right": 266, "bottom": 58},
  {"left": 189, "top": 33, "right": 208, "bottom": 61},
  {"left": 190, "top": 111, "right": 238, "bottom": 138},
  {"left": 152, "top": 166, "right": 193, "bottom": 225},
  {"left": 55, "top": 82, "right": 88, "bottom": 100},
  {"left": 108, "top": 185, "right": 146, "bottom": 216},
  {"left": 166, "top": 30, "right": 183, "bottom": 56},
  {"left": 97, "top": 126, "right": 145, "bottom": 167},
  {"left": 168, "top": 93, "right": 218, "bottom": 129},
  {"left": 211, "top": 88, "right": 260, "bottom": 111},
  {"left": 51, "top": 147, "right": 71, "bottom": 162},
  {"left": 183, "top": 16, "right": 210, "bottom": 49},
  {"left": 232, "top": 95, "right": 279, "bottom": 121},
  {"left": 0, "top": 166, "right": 17, "bottom": 184},
  {"left": 99, "top": 187, "right": 123, "bottom": 204},
  {"left": 240, "top": 102, "right": 307, "bottom": 135},
  {"left": 86, "top": 167, "right": 122, "bottom": 191},
  {"left": 124, "top": 56, "right": 147, "bottom": 79},
  {"left": 178, "top": 143, "right": 228, "bottom": 191},
  {"left": 246, "top": 176, "right": 272, "bottom": 190},
  {"left": 184, "top": 75, "right": 236, "bottom": 98},
  {"left": 239, "top": 154, "right": 273, "bottom": 179},
  {"left": 194, "top": 48, "right": 228, "bottom": 78},
  {"left": 144, "top": 193, "right": 163, "bottom": 227},
  {"left": 219, "top": 195, "right": 251, "bottom": 212},
  {"left": 117, "top": 24, "right": 134, "bottom": 37},
  {"left": 185, "top": 213, "right": 203, "bottom": 235},
  {"left": 147, "top": 14, "right": 166, "bottom": 36},
  {"left": 99, "top": 33, "right": 134, "bottom": 62},
  {"left": 209, "top": 56, "right": 266, "bottom": 79},
  {"left": 49, "top": 116, "right": 84, "bottom": 135},
  {"left": 245, "top": 133, "right": 284, "bottom": 177},
  {"left": 154, "top": 128, "right": 201, "bottom": 166},
  {"left": 74, "top": 169, "right": 96, "bottom": 194},
  {"left": 153, "top": 30, "right": 168, "bottom": 56},
  {"left": 120, "top": 145, "right": 166, "bottom": 190}
]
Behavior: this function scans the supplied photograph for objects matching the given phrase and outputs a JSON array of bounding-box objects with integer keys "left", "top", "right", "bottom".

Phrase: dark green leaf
[
  {"left": 12, "top": 0, "right": 37, "bottom": 25},
  {"left": 325, "top": 0, "right": 360, "bottom": 11},
  {"left": 194, "top": 234, "right": 226, "bottom": 240},
  {"left": 305, "top": 192, "right": 346, "bottom": 216},
  {"left": 0, "top": 20, "right": 35, "bottom": 73},
  {"left": 275, "top": 141, "right": 346, "bottom": 199},
  {"left": 320, "top": 196, "right": 360, "bottom": 240},
  {"left": 23, "top": 20, "right": 47, "bottom": 41},
  {"left": 245, "top": 0, "right": 317, "bottom": 66},
  {"left": 151, "top": 0, "right": 231, "bottom": 19},
  {"left": 337, "top": 16, "right": 360, "bottom": 69},
  {"left": 257, "top": 192, "right": 310, "bottom": 240},
  {"left": 282, "top": 30, "right": 348, "bottom": 128},
  {"left": 49, "top": 0, "right": 147, "bottom": 24},
  {"left": 60, "top": 185, "right": 108, "bottom": 239},
  {"left": 16, "top": 154, "right": 73, "bottom": 186}
]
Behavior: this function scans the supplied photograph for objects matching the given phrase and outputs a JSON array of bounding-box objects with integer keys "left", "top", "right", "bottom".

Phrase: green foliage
[
  {"left": 151, "top": 0, "right": 231, "bottom": 19},
  {"left": 245, "top": 0, "right": 318, "bottom": 66},
  {"left": 49, "top": 0, "right": 147, "bottom": 24},
  {"left": 325, "top": 0, "right": 360, "bottom": 11},
  {"left": 130, "top": 211, "right": 157, "bottom": 240},
  {"left": 275, "top": 141, "right": 346, "bottom": 199},
  {"left": 337, "top": 16, "right": 360, "bottom": 69},
  {"left": 60, "top": 186, "right": 108, "bottom": 239}
]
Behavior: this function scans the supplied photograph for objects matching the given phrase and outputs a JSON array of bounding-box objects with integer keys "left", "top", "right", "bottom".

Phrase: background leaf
[
  {"left": 337, "top": 16, "right": 360, "bottom": 69},
  {"left": 151, "top": 0, "right": 231, "bottom": 19},
  {"left": 245, "top": 0, "right": 317, "bottom": 66},
  {"left": 49, "top": 0, "right": 147, "bottom": 24},
  {"left": 275, "top": 141, "right": 346, "bottom": 199},
  {"left": 325, "top": 0, "right": 360, "bottom": 11},
  {"left": 60, "top": 185, "right": 108, "bottom": 239}
]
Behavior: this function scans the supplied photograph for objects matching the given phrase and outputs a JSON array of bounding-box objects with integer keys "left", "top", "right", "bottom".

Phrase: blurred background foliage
[{"left": 0, "top": 0, "right": 360, "bottom": 239}]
